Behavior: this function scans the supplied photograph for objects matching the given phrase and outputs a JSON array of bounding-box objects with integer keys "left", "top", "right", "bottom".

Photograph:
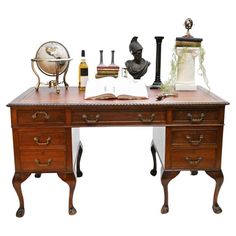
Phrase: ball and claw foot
[
  {"left": 35, "top": 173, "right": 41, "bottom": 178},
  {"left": 77, "top": 171, "right": 83, "bottom": 178},
  {"left": 150, "top": 169, "right": 157, "bottom": 176},
  {"left": 69, "top": 207, "right": 77, "bottom": 215},
  {"left": 16, "top": 208, "right": 25, "bottom": 217},
  {"left": 161, "top": 204, "right": 169, "bottom": 214},
  {"left": 191, "top": 171, "right": 198, "bottom": 176},
  {"left": 213, "top": 203, "right": 222, "bottom": 214}
]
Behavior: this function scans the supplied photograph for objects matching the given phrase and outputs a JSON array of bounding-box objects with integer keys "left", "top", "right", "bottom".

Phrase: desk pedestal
[{"left": 151, "top": 126, "right": 224, "bottom": 214}]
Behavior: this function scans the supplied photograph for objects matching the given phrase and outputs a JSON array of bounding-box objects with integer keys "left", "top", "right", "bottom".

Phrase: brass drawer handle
[
  {"left": 185, "top": 156, "right": 203, "bottom": 165},
  {"left": 34, "top": 159, "right": 52, "bottom": 167},
  {"left": 32, "top": 111, "right": 50, "bottom": 120},
  {"left": 138, "top": 113, "right": 155, "bottom": 123},
  {"left": 187, "top": 113, "right": 205, "bottom": 123},
  {"left": 185, "top": 134, "right": 204, "bottom": 145},
  {"left": 82, "top": 114, "right": 100, "bottom": 123},
  {"left": 34, "top": 137, "right": 52, "bottom": 145}
]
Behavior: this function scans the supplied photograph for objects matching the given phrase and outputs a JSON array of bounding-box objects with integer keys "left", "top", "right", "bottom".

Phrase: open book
[{"left": 84, "top": 77, "right": 148, "bottom": 100}]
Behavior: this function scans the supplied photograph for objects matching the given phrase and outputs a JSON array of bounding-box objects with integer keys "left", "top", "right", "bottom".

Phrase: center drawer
[{"left": 71, "top": 110, "right": 166, "bottom": 126}]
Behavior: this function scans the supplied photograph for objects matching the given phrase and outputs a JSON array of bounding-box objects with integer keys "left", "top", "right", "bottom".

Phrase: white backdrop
[{"left": 0, "top": 0, "right": 235, "bottom": 235}]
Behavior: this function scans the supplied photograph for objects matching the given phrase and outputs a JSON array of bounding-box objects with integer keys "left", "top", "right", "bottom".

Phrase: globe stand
[
  {"left": 31, "top": 41, "right": 72, "bottom": 94},
  {"left": 31, "top": 58, "right": 71, "bottom": 94}
]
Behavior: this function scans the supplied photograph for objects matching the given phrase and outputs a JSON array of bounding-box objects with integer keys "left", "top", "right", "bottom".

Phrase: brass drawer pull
[
  {"left": 32, "top": 111, "right": 50, "bottom": 120},
  {"left": 34, "top": 159, "right": 52, "bottom": 167},
  {"left": 34, "top": 137, "right": 52, "bottom": 145},
  {"left": 82, "top": 114, "right": 100, "bottom": 123},
  {"left": 138, "top": 113, "right": 155, "bottom": 123},
  {"left": 185, "top": 134, "right": 204, "bottom": 145},
  {"left": 187, "top": 113, "right": 205, "bottom": 123},
  {"left": 185, "top": 156, "right": 203, "bottom": 165}
]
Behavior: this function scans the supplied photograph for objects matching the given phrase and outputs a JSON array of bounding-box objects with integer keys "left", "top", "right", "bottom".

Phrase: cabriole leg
[
  {"left": 205, "top": 170, "right": 224, "bottom": 214},
  {"left": 58, "top": 172, "right": 77, "bottom": 215},
  {"left": 76, "top": 141, "right": 83, "bottom": 177},
  {"left": 160, "top": 169, "right": 180, "bottom": 214},
  {"left": 150, "top": 140, "right": 157, "bottom": 176},
  {"left": 12, "top": 172, "right": 31, "bottom": 217}
]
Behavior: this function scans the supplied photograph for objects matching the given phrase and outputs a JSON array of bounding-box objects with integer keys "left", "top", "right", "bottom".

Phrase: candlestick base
[{"left": 150, "top": 81, "right": 162, "bottom": 89}]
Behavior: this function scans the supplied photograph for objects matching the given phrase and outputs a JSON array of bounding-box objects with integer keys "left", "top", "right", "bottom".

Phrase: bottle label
[
  {"left": 80, "top": 68, "right": 88, "bottom": 76},
  {"left": 80, "top": 76, "right": 88, "bottom": 87}
]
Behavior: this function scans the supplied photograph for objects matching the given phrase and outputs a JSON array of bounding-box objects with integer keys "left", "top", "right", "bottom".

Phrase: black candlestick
[
  {"left": 151, "top": 36, "right": 164, "bottom": 89},
  {"left": 110, "top": 50, "right": 115, "bottom": 65},
  {"left": 99, "top": 50, "right": 104, "bottom": 65}
]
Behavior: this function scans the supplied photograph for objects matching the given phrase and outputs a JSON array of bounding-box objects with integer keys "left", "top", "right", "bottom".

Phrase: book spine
[
  {"left": 95, "top": 74, "right": 118, "bottom": 79},
  {"left": 97, "top": 66, "right": 120, "bottom": 70},
  {"left": 175, "top": 41, "right": 201, "bottom": 47}
]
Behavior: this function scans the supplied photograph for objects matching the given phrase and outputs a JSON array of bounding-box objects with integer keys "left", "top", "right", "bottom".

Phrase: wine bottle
[{"left": 78, "top": 50, "right": 88, "bottom": 90}]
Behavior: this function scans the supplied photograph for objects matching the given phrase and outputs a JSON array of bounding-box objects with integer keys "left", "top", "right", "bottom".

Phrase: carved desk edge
[{"left": 7, "top": 86, "right": 229, "bottom": 107}]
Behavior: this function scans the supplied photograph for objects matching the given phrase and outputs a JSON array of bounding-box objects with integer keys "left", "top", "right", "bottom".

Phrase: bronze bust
[{"left": 125, "top": 37, "right": 150, "bottom": 80}]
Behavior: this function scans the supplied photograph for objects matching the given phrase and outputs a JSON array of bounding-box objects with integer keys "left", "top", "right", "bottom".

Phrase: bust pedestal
[
  {"left": 174, "top": 36, "right": 202, "bottom": 91},
  {"left": 175, "top": 47, "right": 200, "bottom": 91}
]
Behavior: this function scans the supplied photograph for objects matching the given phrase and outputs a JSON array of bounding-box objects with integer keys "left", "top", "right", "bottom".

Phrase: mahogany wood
[
  {"left": 160, "top": 168, "right": 180, "bottom": 214},
  {"left": 8, "top": 86, "right": 228, "bottom": 216}
]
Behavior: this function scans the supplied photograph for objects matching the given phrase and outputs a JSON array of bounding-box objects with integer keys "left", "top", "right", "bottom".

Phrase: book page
[
  {"left": 115, "top": 78, "right": 148, "bottom": 99},
  {"left": 85, "top": 77, "right": 148, "bottom": 100},
  {"left": 84, "top": 77, "right": 116, "bottom": 99}
]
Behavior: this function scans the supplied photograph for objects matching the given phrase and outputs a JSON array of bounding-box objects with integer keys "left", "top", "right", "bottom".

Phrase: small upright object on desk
[
  {"left": 110, "top": 50, "right": 116, "bottom": 65},
  {"left": 78, "top": 50, "right": 88, "bottom": 91},
  {"left": 151, "top": 36, "right": 164, "bottom": 89},
  {"left": 31, "top": 41, "right": 72, "bottom": 94},
  {"left": 95, "top": 50, "right": 119, "bottom": 78},
  {"left": 98, "top": 50, "right": 105, "bottom": 66},
  {"left": 173, "top": 18, "right": 209, "bottom": 91},
  {"left": 125, "top": 36, "right": 150, "bottom": 80}
]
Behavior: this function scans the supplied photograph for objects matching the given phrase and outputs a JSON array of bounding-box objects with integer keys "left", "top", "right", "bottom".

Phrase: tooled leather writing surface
[{"left": 8, "top": 86, "right": 228, "bottom": 107}]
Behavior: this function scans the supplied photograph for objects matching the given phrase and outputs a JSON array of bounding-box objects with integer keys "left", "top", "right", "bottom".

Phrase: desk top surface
[{"left": 8, "top": 86, "right": 229, "bottom": 107}]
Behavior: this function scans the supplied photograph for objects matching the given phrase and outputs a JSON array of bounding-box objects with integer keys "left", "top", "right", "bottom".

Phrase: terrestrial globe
[{"left": 35, "top": 41, "right": 70, "bottom": 76}]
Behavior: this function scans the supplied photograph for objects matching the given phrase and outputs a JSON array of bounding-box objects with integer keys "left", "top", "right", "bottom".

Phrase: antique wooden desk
[{"left": 8, "top": 86, "right": 228, "bottom": 217}]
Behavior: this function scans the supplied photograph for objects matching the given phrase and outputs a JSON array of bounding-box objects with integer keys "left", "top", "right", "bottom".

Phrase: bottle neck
[{"left": 81, "top": 50, "right": 86, "bottom": 63}]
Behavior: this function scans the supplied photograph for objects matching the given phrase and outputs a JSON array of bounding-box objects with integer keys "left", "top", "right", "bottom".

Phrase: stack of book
[
  {"left": 95, "top": 50, "right": 119, "bottom": 78},
  {"left": 175, "top": 37, "right": 202, "bottom": 47},
  {"left": 95, "top": 65, "right": 120, "bottom": 78}
]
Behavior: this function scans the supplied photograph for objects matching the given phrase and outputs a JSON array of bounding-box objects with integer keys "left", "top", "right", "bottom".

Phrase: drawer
[
  {"left": 72, "top": 110, "right": 166, "bottom": 126},
  {"left": 170, "top": 148, "right": 216, "bottom": 170},
  {"left": 172, "top": 109, "right": 220, "bottom": 124},
  {"left": 19, "top": 150, "right": 66, "bottom": 172},
  {"left": 171, "top": 127, "right": 218, "bottom": 147},
  {"left": 18, "top": 128, "right": 66, "bottom": 148},
  {"left": 17, "top": 109, "right": 65, "bottom": 125}
]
